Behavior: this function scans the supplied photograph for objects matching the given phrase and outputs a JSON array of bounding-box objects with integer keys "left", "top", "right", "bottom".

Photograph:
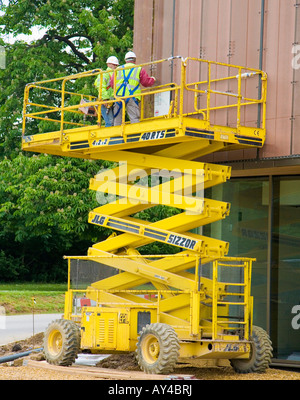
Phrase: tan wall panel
[
  {"left": 133, "top": 0, "right": 154, "bottom": 65},
  {"left": 245, "top": 0, "right": 261, "bottom": 68},
  {"left": 263, "top": 0, "right": 279, "bottom": 122},
  {"left": 229, "top": 0, "right": 248, "bottom": 66},
  {"left": 244, "top": 0, "right": 262, "bottom": 129},
  {"left": 215, "top": 0, "right": 231, "bottom": 63},
  {"left": 185, "top": 0, "right": 203, "bottom": 113},
  {"left": 152, "top": 0, "right": 173, "bottom": 83},
  {"left": 226, "top": 1, "right": 261, "bottom": 135},
  {"left": 227, "top": 0, "right": 249, "bottom": 131},
  {"left": 199, "top": 0, "right": 228, "bottom": 126},
  {"left": 189, "top": 0, "right": 203, "bottom": 58},
  {"left": 214, "top": 0, "right": 232, "bottom": 127},
  {"left": 200, "top": 0, "right": 220, "bottom": 62},
  {"left": 260, "top": 0, "right": 280, "bottom": 157},
  {"left": 261, "top": 0, "right": 294, "bottom": 157},
  {"left": 262, "top": 118, "right": 276, "bottom": 158},
  {"left": 291, "top": 4, "right": 300, "bottom": 154},
  {"left": 274, "top": 117, "right": 292, "bottom": 157},
  {"left": 274, "top": 0, "right": 294, "bottom": 120},
  {"left": 292, "top": 116, "right": 300, "bottom": 154},
  {"left": 153, "top": 1, "right": 174, "bottom": 60},
  {"left": 222, "top": 1, "right": 249, "bottom": 137},
  {"left": 173, "top": 0, "right": 202, "bottom": 59},
  {"left": 174, "top": 0, "right": 196, "bottom": 112},
  {"left": 133, "top": 0, "right": 299, "bottom": 160}
]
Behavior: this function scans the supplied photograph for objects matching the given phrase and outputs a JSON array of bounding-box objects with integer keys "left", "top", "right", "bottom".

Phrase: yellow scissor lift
[{"left": 22, "top": 57, "right": 272, "bottom": 374}]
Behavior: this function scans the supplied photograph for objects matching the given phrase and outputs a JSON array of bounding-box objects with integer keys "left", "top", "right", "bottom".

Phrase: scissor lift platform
[
  {"left": 22, "top": 57, "right": 272, "bottom": 374},
  {"left": 22, "top": 114, "right": 265, "bottom": 159}
]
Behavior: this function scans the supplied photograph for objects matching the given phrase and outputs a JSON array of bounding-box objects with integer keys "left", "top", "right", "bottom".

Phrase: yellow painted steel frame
[
  {"left": 21, "top": 57, "right": 266, "bottom": 361},
  {"left": 22, "top": 57, "right": 267, "bottom": 157},
  {"left": 64, "top": 255, "right": 254, "bottom": 359}
]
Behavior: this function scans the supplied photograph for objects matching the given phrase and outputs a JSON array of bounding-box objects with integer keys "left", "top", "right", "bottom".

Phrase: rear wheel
[
  {"left": 136, "top": 323, "right": 180, "bottom": 374},
  {"left": 230, "top": 325, "right": 273, "bottom": 373},
  {"left": 43, "top": 319, "right": 80, "bottom": 366}
]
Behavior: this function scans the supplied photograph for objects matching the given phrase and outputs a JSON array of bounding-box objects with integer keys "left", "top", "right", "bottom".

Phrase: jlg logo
[{"left": 291, "top": 305, "right": 300, "bottom": 330}]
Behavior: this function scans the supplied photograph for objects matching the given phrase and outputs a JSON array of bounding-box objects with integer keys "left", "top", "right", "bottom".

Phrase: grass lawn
[{"left": 0, "top": 283, "right": 67, "bottom": 315}]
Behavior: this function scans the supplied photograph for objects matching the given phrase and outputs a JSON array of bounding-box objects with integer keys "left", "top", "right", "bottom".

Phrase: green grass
[
  {"left": 0, "top": 283, "right": 67, "bottom": 291},
  {"left": 0, "top": 283, "right": 67, "bottom": 315}
]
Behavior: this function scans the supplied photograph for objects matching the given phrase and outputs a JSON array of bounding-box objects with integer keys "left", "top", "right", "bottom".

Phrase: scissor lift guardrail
[{"left": 22, "top": 57, "right": 267, "bottom": 158}]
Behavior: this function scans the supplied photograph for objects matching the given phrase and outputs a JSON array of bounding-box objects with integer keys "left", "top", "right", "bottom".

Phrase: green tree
[
  {"left": 0, "top": 0, "right": 134, "bottom": 281},
  {"left": 0, "top": 153, "right": 115, "bottom": 281}
]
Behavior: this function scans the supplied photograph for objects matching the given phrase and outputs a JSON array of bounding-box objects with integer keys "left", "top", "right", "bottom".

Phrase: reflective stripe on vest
[{"left": 115, "top": 63, "right": 141, "bottom": 101}]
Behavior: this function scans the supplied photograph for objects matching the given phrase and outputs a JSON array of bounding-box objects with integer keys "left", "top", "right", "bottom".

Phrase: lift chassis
[{"left": 22, "top": 57, "right": 272, "bottom": 374}]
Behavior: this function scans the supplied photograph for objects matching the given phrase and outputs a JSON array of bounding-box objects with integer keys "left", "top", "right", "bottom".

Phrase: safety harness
[{"left": 114, "top": 64, "right": 141, "bottom": 118}]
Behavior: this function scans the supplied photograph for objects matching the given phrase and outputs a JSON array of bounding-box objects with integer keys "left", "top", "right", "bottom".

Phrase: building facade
[{"left": 133, "top": 0, "right": 300, "bottom": 367}]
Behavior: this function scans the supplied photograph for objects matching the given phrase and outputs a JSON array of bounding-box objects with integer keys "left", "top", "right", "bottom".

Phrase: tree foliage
[
  {"left": 0, "top": 0, "right": 134, "bottom": 281},
  {"left": 0, "top": 153, "right": 115, "bottom": 281}
]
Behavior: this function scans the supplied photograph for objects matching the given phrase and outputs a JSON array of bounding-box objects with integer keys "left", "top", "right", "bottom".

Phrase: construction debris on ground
[{"left": 0, "top": 333, "right": 299, "bottom": 380}]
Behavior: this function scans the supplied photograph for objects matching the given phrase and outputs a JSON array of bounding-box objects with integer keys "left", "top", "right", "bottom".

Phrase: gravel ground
[
  {"left": 96, "top": 353, "right": 300, "bottom": 380},
  {"left": 0, "top": 361, "right": 300, "bottom": 381},
  {"left": 0, "top": 334, "right": 299, "bottom": 380},
  {"left": 0, "top": 364, "right": 99, "bottom": 380}
]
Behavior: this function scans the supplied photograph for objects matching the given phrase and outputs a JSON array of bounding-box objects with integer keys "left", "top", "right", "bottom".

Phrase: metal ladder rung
[
  {"left": 217, "top": 320, "right": 247, "bottom": 325},
  {"left": 217, "top": 263, "right": 246, "bottom": 268},
  {"left": 217, "top": 282, "right": 246, "bottom": 286},
  {"left": 217, "top": 301, "right": 246, "bottom": 305},
  {"left": 222, "top": 292, "right": 245, "bottom": 296}
]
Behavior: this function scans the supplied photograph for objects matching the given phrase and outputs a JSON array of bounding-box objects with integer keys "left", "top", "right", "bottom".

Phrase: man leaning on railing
[{"left": 94, "top": 56, "right": 120, "bottom": 127}]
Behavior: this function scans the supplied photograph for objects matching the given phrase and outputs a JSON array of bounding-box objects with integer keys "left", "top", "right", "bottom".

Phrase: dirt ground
[{"left": 0, "top": 333, "right": 300, "bottom": 380}]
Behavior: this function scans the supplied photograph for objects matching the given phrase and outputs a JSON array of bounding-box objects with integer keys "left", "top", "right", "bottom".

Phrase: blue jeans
[{"left": 101, "top": 104, "right": 113, "bottom": 127}]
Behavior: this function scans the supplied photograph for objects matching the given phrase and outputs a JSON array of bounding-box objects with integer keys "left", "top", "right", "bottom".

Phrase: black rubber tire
[
  {"left": 136, "top": 323, "right": 180, "bottom": 374},
  {"left": 43, "top": 319, "right": 80, "bottom": 366},
  {"left": 230, "top": 325, "right": 273, "bottom": 373}
]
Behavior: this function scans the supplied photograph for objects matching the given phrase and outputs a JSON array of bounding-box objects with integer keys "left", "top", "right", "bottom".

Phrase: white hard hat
[
  {"left": 106, "top": 56, "right": 119, "bottom": 65},
  {"left": 125, "top": 51, "right": 136, "bottom": 61}
]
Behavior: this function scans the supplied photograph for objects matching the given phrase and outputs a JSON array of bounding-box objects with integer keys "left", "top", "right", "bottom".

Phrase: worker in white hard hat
[
  {"left": 94, "top": 55, "right": 119, "bottom": 127},
  {"left": 110, "top": 51, "right": 156, "bottom": 125}
]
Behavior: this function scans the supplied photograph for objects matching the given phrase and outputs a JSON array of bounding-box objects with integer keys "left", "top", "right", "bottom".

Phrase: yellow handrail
[{"left": 22, "top": 57, "right": 267, "bottom": 139}]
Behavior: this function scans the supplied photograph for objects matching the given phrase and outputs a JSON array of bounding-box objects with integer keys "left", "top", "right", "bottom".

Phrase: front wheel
[
  {"left": 43, "top": 319, "right": 80, "bottom": 366},
  {"left": 230, "top": 325, "right": 273, "bottom": 373},
  {"left": 136, "top": 323, "right": 180, "bottom": 375}
]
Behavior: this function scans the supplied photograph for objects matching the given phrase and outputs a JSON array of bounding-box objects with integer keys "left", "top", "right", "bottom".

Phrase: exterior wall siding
[{"left": 133, "top": 0, "right": 300, "bottom": 161}]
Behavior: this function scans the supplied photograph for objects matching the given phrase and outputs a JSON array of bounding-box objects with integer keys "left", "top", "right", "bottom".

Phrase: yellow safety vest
[
  {"left": 115, "top": 63, "right": 142, "bottom": 102},
  {"left": 94, "top": 68, "right": 114, "bottom": 100}
]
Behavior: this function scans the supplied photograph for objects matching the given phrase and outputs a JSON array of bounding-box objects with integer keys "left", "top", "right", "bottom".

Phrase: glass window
[
  {"left": 271, "top": 177, "right": 300, "bottom": 361},
  {"left": 204, "top": 175, "right": 300, "bottom": 363},
  {"left": 204, "top": 178, "right": 269, "bottom": 330}
]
